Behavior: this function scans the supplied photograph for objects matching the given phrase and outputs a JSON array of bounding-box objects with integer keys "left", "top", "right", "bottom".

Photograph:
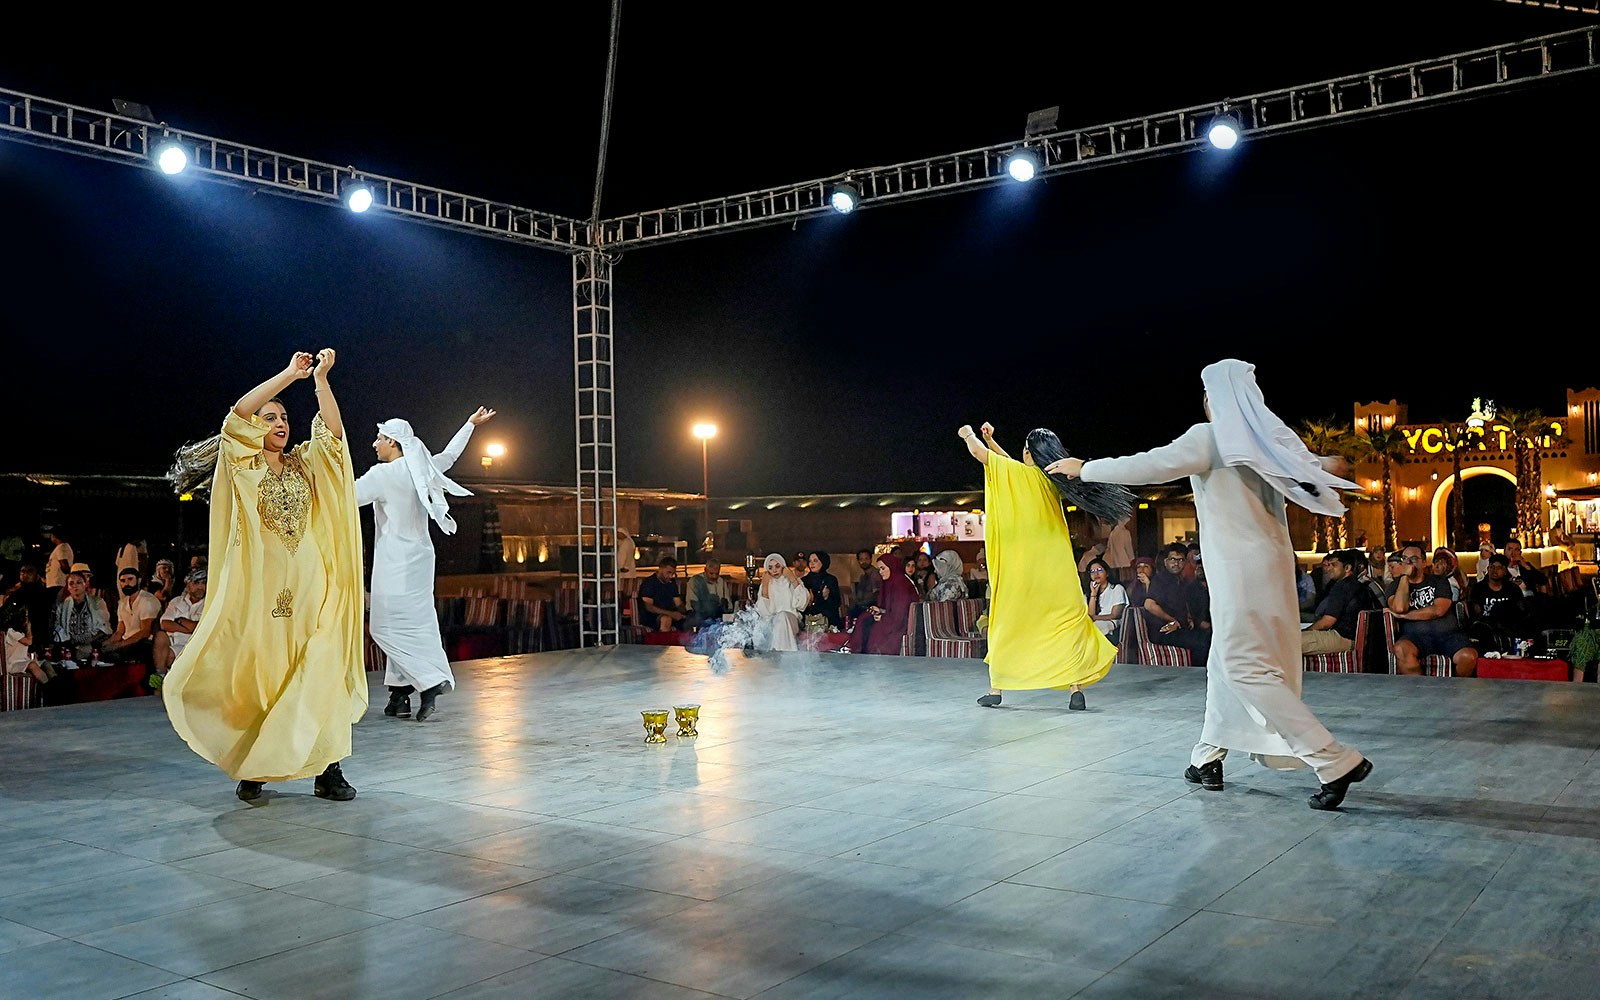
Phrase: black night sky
[{"left": 3, "top": 3, "right": 1595, "bottom": 496}]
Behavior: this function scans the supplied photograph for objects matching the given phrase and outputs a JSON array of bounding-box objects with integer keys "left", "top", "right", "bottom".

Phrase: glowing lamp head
[
  {"left": 692, "top": 423, "right": 718, "bottom": 441},
  {"left": 485, "top": 442, "right": 506, "bottom": 458},
  {"left": 828, "top": 183, "right": 859, "bottom": 214},
  {"left": 155, "top": 140, "right": 188, "bottom": 175},
  {"left": 343, "top": 180, "right": 374, "bottom": 214},
  {"left": 1207, "top": 114, "right": 1241, "bottom": 150},
  {"left": 1005, "top": 148, "right": 1039, "bottom": 182}
]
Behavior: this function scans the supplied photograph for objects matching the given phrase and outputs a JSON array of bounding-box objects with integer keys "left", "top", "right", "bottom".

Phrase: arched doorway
[{"left": 1431, "top": 468, "right": 1518, "bottom": 551}]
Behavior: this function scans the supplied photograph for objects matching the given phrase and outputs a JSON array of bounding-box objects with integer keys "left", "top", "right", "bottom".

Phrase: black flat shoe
[
  {"left": 415, "top": 682, "right": 448, "bottom": 722},
  {"left": 976, "top": 693, "right": 1002, "bottom": 708},
  {"left": 1184, "top": 761, "right": 1224, "bottom": 791},
  {"left": 1308, "top": 757, "right": 1373, "bottom": 811},
  {"left": 384, "top": 685, "right": 414, "bottom": 718},
  {"left": 314, "top": 762, "right": 357, "bottom": 801},
  {"left": 236, "top": 780, "right": 264, "bottom": 802},
  {"left": 1069, "top": 691, "right": 1087, "bottom": 711}
]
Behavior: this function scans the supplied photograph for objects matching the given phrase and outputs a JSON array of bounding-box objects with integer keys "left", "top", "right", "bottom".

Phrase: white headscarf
[
  {"left": 377, "top": 418, "right": 473, "bottom": 535},
  {"left": 762, "top": 553, "right": 787, "bottom": 574},
  {"left": 1201, "top": 359, "right": 1356, "bottom": 517}
]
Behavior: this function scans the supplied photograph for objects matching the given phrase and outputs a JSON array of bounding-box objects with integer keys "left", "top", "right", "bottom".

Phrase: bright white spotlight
[
  {"left": 1207, "top": 114, "right": 1241, "bottom": 150},
  {"left": 829, "top": 183, "right": 859, "bottom": 214},
  {"left": 1005, "top": 148, "right": 1039, "bottom": 183},
  {"left": 154, "top": 139, "right": 188, "bottom": 175},
  {"left": 343, "top": 180, "right": 375, "bottom": 214}
]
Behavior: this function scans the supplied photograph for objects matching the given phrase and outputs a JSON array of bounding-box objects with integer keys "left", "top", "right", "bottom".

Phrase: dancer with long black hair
[
  {"left": 959, "top": 422, "right": 1134, "bottom": 711},
  {"left": 164, "top": 350, "right": 365, "bottom": 802}
]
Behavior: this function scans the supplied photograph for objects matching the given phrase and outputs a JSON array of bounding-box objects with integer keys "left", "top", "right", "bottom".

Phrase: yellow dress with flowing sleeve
[
  {"left": 163, "top": 410, "right": 367, "bottom": 781},
  {"left": 984, "top": 452, "right": 1115, "bottom": 691}
]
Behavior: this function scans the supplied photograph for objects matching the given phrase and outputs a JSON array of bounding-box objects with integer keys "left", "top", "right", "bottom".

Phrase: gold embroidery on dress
[
  {"left": 258, "top": 453, "right": 311, "bottom": 556},
  {"left": 311, "top": 413, "right": 342, "bottom": 466},
  {"left": 271, "top": 587, "right": 293, "bottom": 618}
]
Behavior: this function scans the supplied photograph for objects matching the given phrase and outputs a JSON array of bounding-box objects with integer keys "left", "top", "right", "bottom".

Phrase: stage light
[
  {"left": 1207, "top": 113, "right": 1241, "bottom": 150},
  {"left": 829, "top": 182, "right": 859, "bottom": 214},
  {"left": 1005, "top": 147, "right": 1039, "bottom": 183},
  {"left": 153, "top": 136, "right": 188, "bottom": 175},
  {"left": 342, "top": 178, "right": 375, "bottom": 214}
]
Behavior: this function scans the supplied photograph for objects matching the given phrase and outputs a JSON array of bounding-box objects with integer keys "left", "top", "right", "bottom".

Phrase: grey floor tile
[
  {"left": 0, "top": 864, "right": 254, "bottom": 937},
  {"left": 172, "top": 827, "right": 426, "bottom": 889},
  {"left": 1010, "top": 839, "right": 1269, "bottom": 908},
  {"left": 801, "top": 780, "right": 999, "bottom": 823},
  {"left": 444, "top": 817, "right": 676, "bottom": 872},
  {"left": 403, "top": 872, "right": 700, "bottom": 954},
  {"left": 754, "top": 932, "right": 1097, "bottom": 999},
  {"left": 123, "top": 982, "right": 260, "bottom": 1000},
  {"left": 899, "top": 881, "right": 1191, "bottom": 970},
  {"left": 1208, "top": 861, "right": 1487, "bottom": 936},
  {"left": 570, "top": 789, "right": 786, "bottom": 835},
  {"left": 435, "top": 956, "right": 724, "bottom": 998},
  {"left": 0, "top": 938, "right": 181, "bottom": 1000},
  {"left": 199, "top": 920, "right": 539, "bottom": 1000},
  {"left": 1271, "top": 825, "right": 1517, "bottom": 879},
  {"left": 562, "top": 899, "right": 885, "bottom": 998},
  {"left": 935, "top": 792, "right": 1156, "bottom": 841},
  {"left": 0, "top": 916, "right": 56, "bottom": 956},
  {"left": 697, "top": 805, "right": 922, "bottom": 856},
  {"left": 845, "top": 821, "right": 1076, "bottom": 881},
  {"left": 278, "top": 849, "right": 542, "bottom": 918},
  {"left": 567, "top": 837, "right": 819, "bottom": 901},
  {"left": 77, "top": 889, "right": 388, "bottom": 976},
  {"left": 719, "top": 857, "right": 995, "bottom": 932},
  {"left": 0, "top": 839, "right": 153, "bottom": 899}
]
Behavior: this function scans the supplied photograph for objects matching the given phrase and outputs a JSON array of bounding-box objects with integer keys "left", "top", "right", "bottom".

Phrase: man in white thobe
[
  {"left": 1052, "top": 360, "right": 1373, "bottom": 811},
  {"left": 356, "top": 406, "right": 494, "bottom": 721}
]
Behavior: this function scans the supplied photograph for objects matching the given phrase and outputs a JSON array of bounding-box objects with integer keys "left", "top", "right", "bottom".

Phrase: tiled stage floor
[{"left": 4, "top": 646, "right": 1600, "bottom": 999}]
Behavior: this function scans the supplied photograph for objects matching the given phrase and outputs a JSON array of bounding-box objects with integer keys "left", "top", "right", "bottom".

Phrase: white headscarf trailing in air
[
  {"left": 1200, "top": 359, "right": 1356, "bottom": 517},
  {"left": 377, "top": 418, "right": 473, "bottom": 534}
]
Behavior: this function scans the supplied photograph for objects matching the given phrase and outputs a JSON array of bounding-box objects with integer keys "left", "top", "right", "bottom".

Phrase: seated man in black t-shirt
[
  {"left": 1467, "top": 553, "right": 1527, "bottom": 653},
  {"left": 637, "top": 557, "right": 687, "bottom": 632},
  {"left": 1387, "top": 544, "right": 1477, "bottom": 677},
  {"left": 1302, "top": 549, "right": 1372, "bottom": 656},
  {"left": 1143, "top": 543, "right": 1210, "bottom": 666}
]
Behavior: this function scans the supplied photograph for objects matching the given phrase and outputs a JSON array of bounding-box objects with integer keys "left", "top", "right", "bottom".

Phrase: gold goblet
[
  {"left": 673, "top": 704, "right": 701, "bottom": 738},
  {"left": 641, "top": 709, "right": 670, "bottom": 744}
]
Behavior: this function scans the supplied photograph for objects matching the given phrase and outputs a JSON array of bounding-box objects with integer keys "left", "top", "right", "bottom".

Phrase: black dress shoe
[
  {"left": 1068, "top": 691, "right": 1087, "bottom": 711},
  {"left": 1184, "top": 761, "right": 1224, "bottom": 791},
  {"left": 1309, "top": 757, "right": 1372, "bottom": 811},
  {"left": 236, "top": 780, "right": 265, "bottom": 802},
  {"left": 314, "top": 762, "right": 357, "bottom": 801},
  {"left": 384, "top": 685, "right": 415, "bottom": 718},
  {"left": 415, "top": 682, "right": 448, "bottom": 722},
  {"left": 976, "top": 693, "right": 1002, "bottom": 708}
]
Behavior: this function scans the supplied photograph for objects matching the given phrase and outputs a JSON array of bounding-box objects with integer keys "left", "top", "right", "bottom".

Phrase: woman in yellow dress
[
  {"left": 958, "top": 423, "right": 1133, "bottom": 711},
  {"left": 165, "top": 350, "right": 366, "bottom": 802}
]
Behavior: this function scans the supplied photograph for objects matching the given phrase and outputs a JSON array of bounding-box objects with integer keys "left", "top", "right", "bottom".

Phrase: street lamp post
[
  {"left": 482, "top": 441, "right": 506, "bottom": 470},
  {"left": 692, "top": 422, "right": 717, "bottom": 545}
]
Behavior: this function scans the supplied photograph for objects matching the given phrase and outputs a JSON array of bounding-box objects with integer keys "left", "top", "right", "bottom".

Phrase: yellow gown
[
  {"left": 984, "top": 452, "right": 1115, "bottom": 691},
  {"left": 164, "top": 411, "right": 367, "bottom": 781}
]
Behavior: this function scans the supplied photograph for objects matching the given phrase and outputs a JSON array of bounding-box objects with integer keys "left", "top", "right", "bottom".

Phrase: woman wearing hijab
[
  {"left": 926, "top": 550, "right": 968, "bottom": 602},
  {"left": 909, "top": 551, "right": 936, "bottom": 596},
  {"left": 755, "top": 553, "right": 810, "bottom": 651},
  {"left": 1126, "top": 555, "right": 1157, "bottom": 613},
  {"left": 1050, "top": 359, "right": 1373, "bottom": 811},
  {"left": 163, "top": 350, "right": 364, "bottom": 803},
  {"left": 847, "top": 553, "right": 919, "bottom": 655},
  {"left": 800, "top": 551, "right": 843, "bottom": 628},
  {"left": 959, "top": 422, "right": 1128, "bottom": 712},
  {"left": 356, "top": 406, "right": 494, "bottom": 722}
]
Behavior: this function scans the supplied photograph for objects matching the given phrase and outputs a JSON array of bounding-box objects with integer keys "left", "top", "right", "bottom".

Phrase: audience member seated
[
  {"left": 149, "top": 559, "right": 178, "bottom": 605},
  {"left": 1084, "top": 558, "right": 1128, "bottom": 641},
  {"left": 103, "top": 567, "right": 162, "bottom": 664},
  {"left": 925, "top": 550, "right": 967, "bottom": 603},
  {"left": 1474, "top": 541, "right": 1496, "bottom": 582},
  {"left": 1467, "top": 554, "right": 1526, "bottom": 654},
  {"left": 1504, "top": 539, "right": 1550, "bottom": 598},
  {"left": 801, "top": 551, "right": 845, "bottom": 627},
  {"left": 967, "top": 546, "right": 989, "bottom": 599},
  {"left": 1126, "top": 556, "right": 1155, "bottom": 612},
  {"left": 687, "top": 557, "right": 734, "bottom": 629},
  {"left": 1294, "top": 560, "right": 1317, "bottom": 621},
  {"left": 910, "top": 551, "right": 936, "bottom": 596},
  {"left": 1431, "top": 547, "right": 1468, "bottom": 605},
  {"left": 1388, "top": 544, "right": 1477, "bottom": 677},
  {"left": 12, "top": 565, "right": 51, "bottom": 661},
  {"left": 754, "top": 552, "right": 809, "bottom": 651},
  {"left": 847, "top": 548, "right": 881, "bottom": 618},
  {"left": 154, "top": 570, "right": 207, "bottom": 673},
  {"left": 2, "top": 571, "right": 34, "bottom": 671},
  {"left": 1192, "top": 558, "right": 1211, "bottom": 633},
  {"left": 847, "top": 553, "right": 918, "bottom": 655},
  {"left": 638, "top": 557, "right": 687, "bottom": 632},
  {"left": 1143, "top": 543, "right": 1210, "bottom": 666},
  {"left": 1302, "top": 549, "right": 1373, "bottom": 656},
  {"left": 53, "top": 570, "right": 111, "bottom": 661}
]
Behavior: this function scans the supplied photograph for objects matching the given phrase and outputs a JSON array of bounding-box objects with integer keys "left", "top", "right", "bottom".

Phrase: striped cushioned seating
[
  {"left": 2, "top": 671, "right": 37, "bottom": 711},
  {"left": 1379, "top": 611, "right": 1454, "bottom": 677},
  {"left": 901, "top": 602, "right": 928, "bottom": 656},
  {"left": 1302, "top": 610, "right": 1374, "bottom": 674},
  {"left": 504, "top": 598, "right": 546, "bottom": 654},
  {"left": 1128, "top": 608, "right": 1196, "bottom": 667},
  {"left": 925, "top": 599, "right": 989, "bottom": 658},
  {"left": 463, "top": 596, "right": 502, "bottom": 628}
]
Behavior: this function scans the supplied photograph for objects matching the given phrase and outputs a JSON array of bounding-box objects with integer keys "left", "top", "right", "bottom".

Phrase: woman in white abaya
[
  {"left": 754, "top": 552, "right": 809, "bottom": 652},
  {"left": 1051, "top": 360, "right": 1373, "bottom": 811},
  {"left": 356, "top": 406, "right": 494, "bottom": 721}
]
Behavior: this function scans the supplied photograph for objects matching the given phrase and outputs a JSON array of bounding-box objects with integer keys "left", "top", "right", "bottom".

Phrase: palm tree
[
  {"left": 1503, "top": 408, "right": 1568, "bottom": 544},
  {"left": 1446, "top": 421, "right": 1477, "bottom": 550},
  {"left": 1352, "top": 427, "right": 1409, "bottom": 552},
  {"left": 1298, "top": 417, "right": 1349, "bottom": 551}
]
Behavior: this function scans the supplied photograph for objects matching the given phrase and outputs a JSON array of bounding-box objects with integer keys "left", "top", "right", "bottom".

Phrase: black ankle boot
[
  {"left": 1184, "top": 760, "right": 1224, "bottom": 791},
  {"left": 314, "top": 762, "right": 356, "bottom": 801},
  {"left": 415, "top": 682, "right": 448, "bottom": 722},
  {"left": 1309, "top": 758, "right": 1372, "bottom": 811},
  {"left": 384, "top": 685, "right": 414, "bottom": 718}
]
